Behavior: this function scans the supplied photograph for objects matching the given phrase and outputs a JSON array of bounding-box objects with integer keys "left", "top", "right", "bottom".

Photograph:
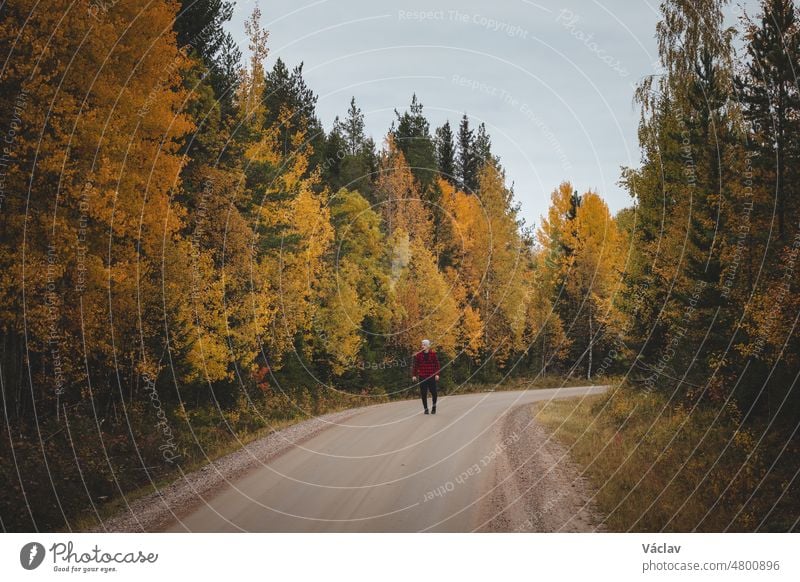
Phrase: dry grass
[{"left": 534, "top": 384, "right": 799, "bottom": 532}]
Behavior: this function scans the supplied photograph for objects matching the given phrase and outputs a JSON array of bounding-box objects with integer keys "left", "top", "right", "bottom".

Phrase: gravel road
[{"left": 95, "top": 386, "right": 607, "bottom": 532}]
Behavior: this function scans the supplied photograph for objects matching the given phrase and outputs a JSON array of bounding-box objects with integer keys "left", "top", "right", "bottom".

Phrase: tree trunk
[
  {"left": 542, "top": 332, "right": 547, "bottom": 376},
  {"left": 587, "top": 307, "right": 593, "bottom": 381}
]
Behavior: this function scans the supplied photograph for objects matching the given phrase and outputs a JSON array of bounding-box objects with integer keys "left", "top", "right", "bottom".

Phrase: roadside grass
[{"left": 534, "top": 384, "right": 800, "bottom": 532}]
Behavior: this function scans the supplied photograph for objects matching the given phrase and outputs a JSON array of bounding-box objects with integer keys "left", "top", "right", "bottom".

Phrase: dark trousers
[{"left": 420, "top": 377, "right": 437, "bottom": 410}]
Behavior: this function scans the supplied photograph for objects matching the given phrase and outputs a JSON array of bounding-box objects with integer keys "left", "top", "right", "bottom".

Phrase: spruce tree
[
  {"left": 736, "top": 0, "right": 800, "bottom": 240},
  {"left": 391, "top": 94, "right": 437, "bottom": 188},
  {"left": 457, "top": 114, "right": 478, "bottom": 192},
  {"left": 435, "top": 121, "right": 456, "bottom": 183},
  {"left": 473, "top": 122, "right": 494, "bottom": 169},
  {"left": 343, "top": 97, "right": 367, "bottom": 156}
]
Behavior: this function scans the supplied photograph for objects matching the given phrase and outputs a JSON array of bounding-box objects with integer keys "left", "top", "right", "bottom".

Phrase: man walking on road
[{"left": 412, "top": 339, "right": 440, "bottom": 414}]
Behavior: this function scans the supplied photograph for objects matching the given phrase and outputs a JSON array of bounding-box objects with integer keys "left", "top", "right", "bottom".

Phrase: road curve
[{"left": 165, "top": 385, "right": 607, "bottom": 532}]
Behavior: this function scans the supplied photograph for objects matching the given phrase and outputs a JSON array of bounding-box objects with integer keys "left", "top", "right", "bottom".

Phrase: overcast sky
[{"left": 225, "top": 0, "right": 751, "bottom": 228}]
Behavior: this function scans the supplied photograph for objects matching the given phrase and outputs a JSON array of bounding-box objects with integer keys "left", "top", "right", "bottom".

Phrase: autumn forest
[{"left": 1, "top": 0, "right": 799, "bottom": 532}]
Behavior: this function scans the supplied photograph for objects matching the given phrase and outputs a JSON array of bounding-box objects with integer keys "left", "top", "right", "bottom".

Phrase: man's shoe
[
  {"left": 431, "top": 406, "right": 436, "bottom": 415},
  {"left": 424, "top": 409, "right": 430, "bottom": 414}
]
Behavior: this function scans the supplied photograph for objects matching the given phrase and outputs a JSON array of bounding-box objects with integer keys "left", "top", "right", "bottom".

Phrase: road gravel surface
[{"left": 161, "top": 385, "right": 608, "bottom": 532}]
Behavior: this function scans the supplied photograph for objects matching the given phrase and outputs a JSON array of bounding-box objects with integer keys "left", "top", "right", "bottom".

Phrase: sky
[{"left": 225, "top": 0, "right": 752, "bottom": 228}]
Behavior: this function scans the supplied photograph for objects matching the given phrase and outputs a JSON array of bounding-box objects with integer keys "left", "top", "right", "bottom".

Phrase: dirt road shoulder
[{"left": 478, "top": 403, "right": 606, "bottom": 532}]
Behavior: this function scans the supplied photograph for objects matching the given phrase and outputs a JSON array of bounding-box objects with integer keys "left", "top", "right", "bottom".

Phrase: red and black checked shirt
[{"left": 412, "top": 350, "right": 440, "bottom": 380}]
